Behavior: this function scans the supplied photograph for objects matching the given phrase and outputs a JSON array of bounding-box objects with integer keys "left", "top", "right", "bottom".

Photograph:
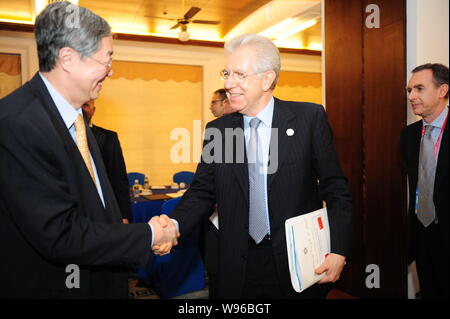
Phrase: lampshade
[{"left": 178, "top": 30, "right": 190, "bottom": 42}]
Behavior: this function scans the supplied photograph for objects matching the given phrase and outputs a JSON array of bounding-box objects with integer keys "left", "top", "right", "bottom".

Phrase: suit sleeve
[
  {"left": 170, "top": 123, "right": 217, "bottom": 240},
  {"left": 312, "top": 106, "right": 353, "bottom": 257},
  {"left": 0, "top": 114, "right": 151, "bottom": 268}
]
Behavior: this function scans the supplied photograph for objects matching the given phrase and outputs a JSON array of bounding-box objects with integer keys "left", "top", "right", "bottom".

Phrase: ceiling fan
[{"left": 146, "top": 6, "right": 220, "bottom": 41}]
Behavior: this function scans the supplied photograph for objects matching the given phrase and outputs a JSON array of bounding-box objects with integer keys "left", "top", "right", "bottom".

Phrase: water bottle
[
  {"left": 143, "top": 177, "right": 150, "bottom": 190},
  {"left": 132, "top": 179, "right": 140, "bottom": 198}
]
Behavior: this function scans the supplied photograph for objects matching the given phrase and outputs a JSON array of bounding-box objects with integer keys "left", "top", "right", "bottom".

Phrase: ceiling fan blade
[
  {"left": 184, "top": 7, "right": 201, "bottom": 19},
  {"left": 170, "top": 23, "right": 181, "bottom": 30},
  {"left": 192, "top": 20, "right": 220, "bottom": 25}
]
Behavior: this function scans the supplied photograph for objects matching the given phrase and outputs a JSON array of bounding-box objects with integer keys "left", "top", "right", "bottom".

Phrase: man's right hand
[{"left": 148, "top": 214, "right": 179, "bottom": 255}]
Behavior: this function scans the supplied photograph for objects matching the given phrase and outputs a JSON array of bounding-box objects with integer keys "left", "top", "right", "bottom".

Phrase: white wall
[
  {"left": 406, "top": 0, "right": 449, "bottom": 125},
  {"left": 406, "top": 0, "right": 449, "bottom": 299}
]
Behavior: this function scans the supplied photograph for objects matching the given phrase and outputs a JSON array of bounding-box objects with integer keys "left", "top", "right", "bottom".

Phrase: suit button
[{"left": 242, "top": 255, "right": 247, "bottom": 261}]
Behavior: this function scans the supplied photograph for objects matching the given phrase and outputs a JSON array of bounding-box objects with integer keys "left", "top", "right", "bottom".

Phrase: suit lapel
[
  {"left": 28, "top": 73, "right": 109, "bottom": 211},
  {"left": 268, "top": 98, "right": 295, "bottom": 188},
  {"left": 408, "top": 122, "right": 422, "bottom": 185},
  {"left": 229, "top": 99, "right": 296, "bottom": 198},
  {"left": 28, "top": 74, "right": 77, "bottom": 155},
  {"left": 86, "top": 124, "right": 119, "bottom": 215},
  {"left": 229, "top": 113, "right": 249, "bottom": 198}
]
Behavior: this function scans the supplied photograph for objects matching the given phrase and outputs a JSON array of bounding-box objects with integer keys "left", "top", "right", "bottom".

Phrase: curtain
[
  {"left": 0, "top": 53, "right": 21, "bottom": 99},
  {"left": 94, "top": 61, "right": 202, "bottom": 186},
  {"left": 274, "top": 70, "right": 322, "bottom": 104}
]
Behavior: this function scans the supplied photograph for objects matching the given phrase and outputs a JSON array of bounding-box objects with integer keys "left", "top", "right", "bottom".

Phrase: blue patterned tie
[
  {"left": 417, "top": 125, "right": 436, "bottom": 227},
  {"left": 248, "top": 118, "right": 270, "bottom": 243}
]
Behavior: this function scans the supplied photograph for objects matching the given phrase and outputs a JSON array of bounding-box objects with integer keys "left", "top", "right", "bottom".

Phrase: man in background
[
  {"left": 209, "top": 88, "right": 233, "bottom": 118},
  {"left": 401, "top": 63, "right": 449, "bottom": 298},
  {"left": 82, "top": 100, "right": 131, "bottom": 224}
]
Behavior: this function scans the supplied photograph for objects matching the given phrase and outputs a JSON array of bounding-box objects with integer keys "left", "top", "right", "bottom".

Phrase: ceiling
[{"left": 0, "top": 0, "right": 322, "bottom": 50}]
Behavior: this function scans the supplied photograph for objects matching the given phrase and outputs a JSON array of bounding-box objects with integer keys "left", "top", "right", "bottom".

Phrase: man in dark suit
[
  {"left": 167, "top": 34, "right": 352, "bottom": 299},
  {"left": 82, "top": 100, "right": 131, "bottom": 224},
  {"left": 202, "top": 89, "right": 234, "bottom": 299},
  {"left": 0, "top": 2, "right": 177, "bottom": 298},
  {"left": 401, "top": 63, "right": 449, "bottom": 299}
]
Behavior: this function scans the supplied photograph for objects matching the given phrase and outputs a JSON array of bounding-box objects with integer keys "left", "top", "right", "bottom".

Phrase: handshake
[{"left": 148, "top": 214, "right": 180, "bottom": 255}]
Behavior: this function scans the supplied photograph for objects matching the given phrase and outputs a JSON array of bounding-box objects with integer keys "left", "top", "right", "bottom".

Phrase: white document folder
[
  {"left": 285, "top": 207, "right": 331, "bottom": 292},
  {"left": 209, "top": 210, "right": 219, "bottom": 230}
]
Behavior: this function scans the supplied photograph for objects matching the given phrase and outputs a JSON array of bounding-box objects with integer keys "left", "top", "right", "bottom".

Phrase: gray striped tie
[
  {"left": 248, "top": 118, "right": 269, "bottom": 243},
  {"left": 417, "top": 125, "right": 437, "bottom": 227}
]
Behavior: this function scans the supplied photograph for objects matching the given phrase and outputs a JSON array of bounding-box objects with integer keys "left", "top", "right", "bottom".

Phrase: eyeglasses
[
  {"left": 89, "top": 56, "right": 113, "bottom": 69},
  {"left": 220, "top": 69, "right": 267, "bottom": 81}
]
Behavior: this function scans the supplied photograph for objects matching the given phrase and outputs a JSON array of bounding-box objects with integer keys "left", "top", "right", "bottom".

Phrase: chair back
[
  {"left": 127, "top": 172, "right": 145, "bottom": 187},
  {"left": 172, "top": 171, "right": 194, "bottom": 185}
]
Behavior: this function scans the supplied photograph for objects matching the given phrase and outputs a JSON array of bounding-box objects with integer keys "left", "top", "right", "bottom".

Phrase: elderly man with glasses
[
  {"left": 167, "top": 34, "right": 352, "bottom": 299},
  {"left": 0, "top": 2, "right": 177, "bottom": 298}
]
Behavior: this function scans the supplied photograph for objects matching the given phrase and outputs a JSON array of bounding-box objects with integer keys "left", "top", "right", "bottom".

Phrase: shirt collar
[
  {"left": 39, "top": 72, "right": 82, "bottom": 129},
  {"left": 243, "top": 97, "right": 274, "bottom": 128},
  {"left": 426, "top": 106, "right": 449, "bottom": 129}
]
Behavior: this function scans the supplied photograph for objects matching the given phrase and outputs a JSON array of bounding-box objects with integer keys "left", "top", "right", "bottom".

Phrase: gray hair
[
  {"left": 35, "top": 1, "right": 111, "bottom": 72},
  {"left": 224, "top": 34, "right": 280, "bottom": 89}
]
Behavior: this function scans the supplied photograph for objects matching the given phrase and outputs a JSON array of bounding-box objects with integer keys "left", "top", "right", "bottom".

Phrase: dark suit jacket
[
  {"left": 0, "top": 73, "right": 151, "bottom": 298},
  {"left": 90, "top": 125, "right": 131, "bottom": 220},
  {"left": 202, "top": 209, "right": 219, "bottom": 275},
  {"left": 400, "top": 109, "right": 449, "bottom": 264},
  {"left": 170, "top": 98, "right": 352, "bottom": 298}
]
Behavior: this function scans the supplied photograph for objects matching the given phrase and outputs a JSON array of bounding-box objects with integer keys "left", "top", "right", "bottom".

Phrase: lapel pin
[{"left": 286, "top": 128, "right": 294, "bottom": 136}]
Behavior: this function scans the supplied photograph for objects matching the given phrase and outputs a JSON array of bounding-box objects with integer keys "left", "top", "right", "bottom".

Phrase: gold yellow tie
[{"left": 74, "top": 114, "right": 96, "bottom": 184}]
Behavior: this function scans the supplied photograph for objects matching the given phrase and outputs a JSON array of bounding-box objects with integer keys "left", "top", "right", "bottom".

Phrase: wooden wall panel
[
  {"left": 362, "top": 0, "right": 407, "bottom": 298},
  {"left": 325, "top": 0, "right": 407, "bottom": 298},
  {"left": 324, "top": 0, "right": 366, "bottom": 297}
]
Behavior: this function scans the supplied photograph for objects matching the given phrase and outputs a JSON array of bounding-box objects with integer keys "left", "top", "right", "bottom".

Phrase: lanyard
[{"left": 422, "top": 112, "right": 448, "bottom": 160}]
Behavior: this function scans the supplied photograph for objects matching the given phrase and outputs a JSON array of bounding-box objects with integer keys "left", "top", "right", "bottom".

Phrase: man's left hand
[{"left": 315, "top": 253, "right": 347, "bottom": 284}]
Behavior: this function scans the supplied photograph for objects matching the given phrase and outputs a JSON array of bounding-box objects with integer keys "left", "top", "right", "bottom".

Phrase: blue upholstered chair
[
  {"left": 150, "top": 196, "right": 205, "bottom": 298},
  {"left": 127, "top": 172, "right": 145, "bottom": 187},
  {"left": 172, "top": 171, "right": 194, "bottom": 186}
]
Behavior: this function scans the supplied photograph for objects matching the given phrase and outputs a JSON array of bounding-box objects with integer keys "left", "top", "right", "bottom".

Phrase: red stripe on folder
[{"left": 317, "top": 217, "right": 324, "bottom": 230}]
